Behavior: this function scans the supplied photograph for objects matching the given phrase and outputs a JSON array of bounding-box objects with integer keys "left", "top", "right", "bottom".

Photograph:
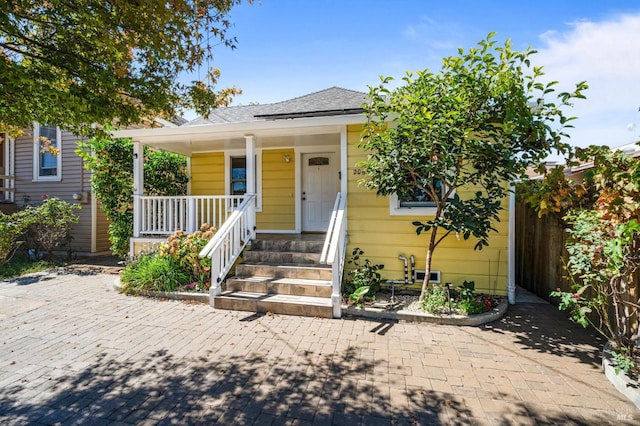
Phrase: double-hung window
[
  {"left": 230, "top": 157, "right": 247, "bottom": 195},
  {"left": 225, "top": 152, "right": 262, "bottom": 211},
  {"left": 33, "top": 123, "right": 62, "bottom": 181}
]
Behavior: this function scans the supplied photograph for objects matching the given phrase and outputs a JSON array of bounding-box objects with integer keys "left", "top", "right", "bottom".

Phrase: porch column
[
  {"left": 245, "top": 135, "right": 256, "bottom": 196},
  {"left": 132, "top": 141, "right": 144, "bottom": 238},
  {"left": 245, "top": 135, "right": 256, "bottom": 234}
]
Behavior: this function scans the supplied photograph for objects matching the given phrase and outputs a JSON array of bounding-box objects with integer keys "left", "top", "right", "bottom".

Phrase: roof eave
[{"left": 113, "top": 113, "right": 366, "bottom": 146}]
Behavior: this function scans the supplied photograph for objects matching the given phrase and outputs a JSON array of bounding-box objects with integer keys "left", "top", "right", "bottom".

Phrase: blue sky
[{"left": 195, "top": 0, "right": 640, "bottom": 151}]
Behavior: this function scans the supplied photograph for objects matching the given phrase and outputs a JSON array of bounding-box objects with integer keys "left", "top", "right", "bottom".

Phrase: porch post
[
  {"left": 245, "top": 135, "right": 256, "bottom": 196},
  {"left": 132, "top": 141, "right": 144, "bottom": 238},
  {"left": 245, "top": 135, "right": 256, "bottom": 234}
]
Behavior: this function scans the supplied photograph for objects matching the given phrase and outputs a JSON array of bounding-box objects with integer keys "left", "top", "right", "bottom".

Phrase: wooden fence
[
  {"left": 515, "top": 199, "right": 570, "bottom": 300},
  {"left": 515, "top": 197, "right": 639, "bottom": 323}
]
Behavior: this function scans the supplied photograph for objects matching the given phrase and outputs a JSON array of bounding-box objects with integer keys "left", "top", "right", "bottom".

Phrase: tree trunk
[{"left": 419, "top": 227, "right": 439, "bottom": 302}]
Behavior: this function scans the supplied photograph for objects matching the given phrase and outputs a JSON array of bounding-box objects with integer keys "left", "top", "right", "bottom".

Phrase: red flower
[{"left": 573, "top": 294, "right": 580, "bottom": 300}]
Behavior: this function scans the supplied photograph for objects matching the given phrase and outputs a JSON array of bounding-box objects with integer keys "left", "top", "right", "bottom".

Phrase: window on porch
[{"left": 230, "top": 156, "right": 247, "bottom": 195}]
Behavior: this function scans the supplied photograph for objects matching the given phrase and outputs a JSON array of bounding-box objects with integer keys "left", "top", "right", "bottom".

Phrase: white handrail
[
  {"left": 320, "top": 194, "right": 341, "bottom": 263},
  {"left": 320, "top": 192, "right": 347, "bottom": 318},
  {"left": 134, "top": 195, "right": 246, "bottom": 236},
  {"left": 199, "top": 195, "right": 256, "bottom": 296}
]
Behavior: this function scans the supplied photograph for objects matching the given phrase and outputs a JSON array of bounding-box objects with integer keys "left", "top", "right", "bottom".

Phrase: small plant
[
  {"left": 422, "top": 280, "right": 499, "bottom": 315},
  {"left": 345, "top": 248, "right": 384, "bottom": 304},
  {"left": 458, "top": 298, "right": 485, "bottom": 315},
  {"left": 611, "top": 348, "right": 636, "bottom": 375},
  {"left": 421, "top": 284, "right": 449, "bottom": 314},
  {"left": 348, "top": 286, "right": 370, "bottom": 308},
  {"left": 456, "top": 280, "right": 476, "bottom": 301},
  {"left": 120, "top": 254, "right": 191, "bottom": 294}
]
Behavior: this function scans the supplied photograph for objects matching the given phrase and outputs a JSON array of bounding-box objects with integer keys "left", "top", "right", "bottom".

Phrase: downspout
[{"left": 508, "top": 184, "right": 516, "bottom": 304}]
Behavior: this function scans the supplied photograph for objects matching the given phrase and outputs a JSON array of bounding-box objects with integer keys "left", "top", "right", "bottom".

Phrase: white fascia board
[{"left": 113, "top": 114, "right": 366, "bottom": 146}]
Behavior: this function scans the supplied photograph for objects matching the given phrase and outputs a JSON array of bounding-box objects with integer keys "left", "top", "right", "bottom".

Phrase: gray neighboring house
[{"left": 0, "top": 124, "right": 112, "bottom": 255}]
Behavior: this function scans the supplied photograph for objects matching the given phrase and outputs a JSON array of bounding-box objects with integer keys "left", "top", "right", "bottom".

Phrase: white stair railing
[
  {"left": 199, "top": 195, "right": 256, "bottom": 299},
  {"left": 320, "top": 192, "right": 347, "bottom": 318}
]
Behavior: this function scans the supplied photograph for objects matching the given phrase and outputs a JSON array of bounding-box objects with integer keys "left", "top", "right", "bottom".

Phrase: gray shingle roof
[{"left": 183, "top": 86, "right": 367, "bottom": 126}]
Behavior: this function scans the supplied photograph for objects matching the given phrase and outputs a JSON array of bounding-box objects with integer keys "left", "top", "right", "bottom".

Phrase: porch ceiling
[{"left": 114, "top": 114, "right": 362, "bottom": 155}]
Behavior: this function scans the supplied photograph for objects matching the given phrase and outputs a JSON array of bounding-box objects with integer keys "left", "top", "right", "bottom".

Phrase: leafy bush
[
  {"left": 0, "top": 212, "right": 26, "bottom": 267},
  {"left": 458, "top": 298, "right": 485, "bottom": 315},
  {"left": 18, "top": 197, "right": 80, "bottom": 260},
  {"left": 348, "top": 286, "right": 370, "bottom": 307},
  {"left": 421, "top": 284, "right": 450, "bottom": 314},
  {"left": 421, "top": 280, "right": 498, "bottom": 315},
  {"left": 76, "top": 136, "right": 189, "bottom": 258},
  {"left": 121, "top": 226, "right": 215, "bottom": 295},
  {"left": 120, "top": 254, "right": 191, "bottom": 294},
  {"left": 158, "top": 224, "right": 215, "bottom": 284},
  {"left": 345, "top": 248, "right": 384, "bottom": 303}
]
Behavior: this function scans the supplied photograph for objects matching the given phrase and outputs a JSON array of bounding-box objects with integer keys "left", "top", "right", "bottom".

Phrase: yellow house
[{"left": 115, "top": 87, "right": 515, "bottom": 318}]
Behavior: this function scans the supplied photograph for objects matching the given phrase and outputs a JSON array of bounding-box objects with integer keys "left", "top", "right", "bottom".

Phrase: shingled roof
[{"left": 183, "top": 86, "right": 367, "bottom": 126}]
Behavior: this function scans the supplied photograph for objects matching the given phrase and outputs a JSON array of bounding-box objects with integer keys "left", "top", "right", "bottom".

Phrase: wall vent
[{"left": 414, "top": 270, "right": 441, "bottom": 284}]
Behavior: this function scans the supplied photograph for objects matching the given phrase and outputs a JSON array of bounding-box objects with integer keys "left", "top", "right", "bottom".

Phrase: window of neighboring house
[
  {"left": 390, "top": 178, "right": 449, "bottom": 216},
  {"left": 33, "top": 123, "right": 62, "bottom": 181}
]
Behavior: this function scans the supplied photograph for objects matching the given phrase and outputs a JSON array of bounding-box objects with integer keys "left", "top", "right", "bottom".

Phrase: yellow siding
[
  {"left": 257, "top": 148, "right": 295, "bottom": 230},
  {"left": 190, "top": 152, "right": 225, "bottom": 195},
  {"left": 346, "top": 124, "right": 509, "bottom": 295},
  {"left": 189, "top": 150, "right": 295, "bottom": 230}
]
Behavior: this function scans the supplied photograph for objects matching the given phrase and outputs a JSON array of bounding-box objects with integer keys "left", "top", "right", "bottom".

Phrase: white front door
[{"left": 302, "top": 152, "right": 338, "bottom": 232}]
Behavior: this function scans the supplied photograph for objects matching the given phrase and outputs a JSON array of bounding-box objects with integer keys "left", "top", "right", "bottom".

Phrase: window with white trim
[
  {"left": 33, "top": 123, "right": 62, "bottom": 181},
  {"left": 230, "top": 156, "right": 247, "bottom": 195},
  {"left": 224, "top": 151, "right": 262, "bottom": 211},
  {"left": 390, "top": 178, "right": 449, "bottom": 216}
]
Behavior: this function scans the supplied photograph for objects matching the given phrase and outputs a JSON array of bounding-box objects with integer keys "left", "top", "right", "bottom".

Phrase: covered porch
[{"left": 116, "top": 115, "right": 356, "bottom": 318}]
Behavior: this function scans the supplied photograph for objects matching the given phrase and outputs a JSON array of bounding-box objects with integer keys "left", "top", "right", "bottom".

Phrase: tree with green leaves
[
  {"left": 524, "top": 145, "right": 640, "bottom": 370},
  {"left": 359, "top": 33, "right": 587, "bottom": 301},
  {"left": 0, "top": 0, "right": 248, "bottom": 137},
  {"left": 76, "top": 136, "right": 188, "bottom": 257}
]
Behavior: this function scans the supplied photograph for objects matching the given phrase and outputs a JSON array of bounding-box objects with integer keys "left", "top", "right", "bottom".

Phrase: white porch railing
[
  {"left": 133, "top": 195, "right": 247, "bottom": 237},
  {"left": 199, "top": 195, "right": 256, "bottom": 297},
  {"left": 320, "top": 192, "right": 347, "bottom": 318}
]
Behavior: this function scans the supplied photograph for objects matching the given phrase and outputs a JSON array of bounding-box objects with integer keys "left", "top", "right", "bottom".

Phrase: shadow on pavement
[
  {"left": 480, "top": 302, "right": 605, "bottom": 367},
  {"left": 0, "top": 332, "right": 623, "bottom": 424}
]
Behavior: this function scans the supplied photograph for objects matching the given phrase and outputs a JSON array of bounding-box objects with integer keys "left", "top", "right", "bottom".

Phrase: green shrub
[
  {"left": 18, "top": 197, "right": 80, "bottom": 260},
  {"left": 421, "top": 284, "right": 450, "bottom": 314},
  {"left": 0, "top": 213, "right": 27, "bottom": 267},
  {"left": 77, "top": 136, "right": 190, "bottom": 258},
  {"left": 120, "top": 254, "right": 191, "bottom": 294},
  {"left": 458, "top": 298, "right": 485, "bottom": 315},
  {"left": 345, "top": 248, "right": 384, "bottom": 302},
  {"left": 158, "top": 224, "right": 215, "bottom": 284}
]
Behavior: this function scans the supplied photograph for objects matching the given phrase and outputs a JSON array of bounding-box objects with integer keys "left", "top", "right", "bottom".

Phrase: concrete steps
[{"left": 213, "top": 234, "right": 334, "bottom": 318}]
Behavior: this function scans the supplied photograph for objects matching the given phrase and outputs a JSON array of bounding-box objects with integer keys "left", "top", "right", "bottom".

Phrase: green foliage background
[{"left": 77, "top": 136, "right": 189, "bottom": 257}]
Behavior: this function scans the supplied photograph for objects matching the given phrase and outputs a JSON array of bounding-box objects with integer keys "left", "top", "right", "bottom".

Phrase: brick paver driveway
[{"left": 1, "top": 268, "right": 637, "bottom": 425}]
